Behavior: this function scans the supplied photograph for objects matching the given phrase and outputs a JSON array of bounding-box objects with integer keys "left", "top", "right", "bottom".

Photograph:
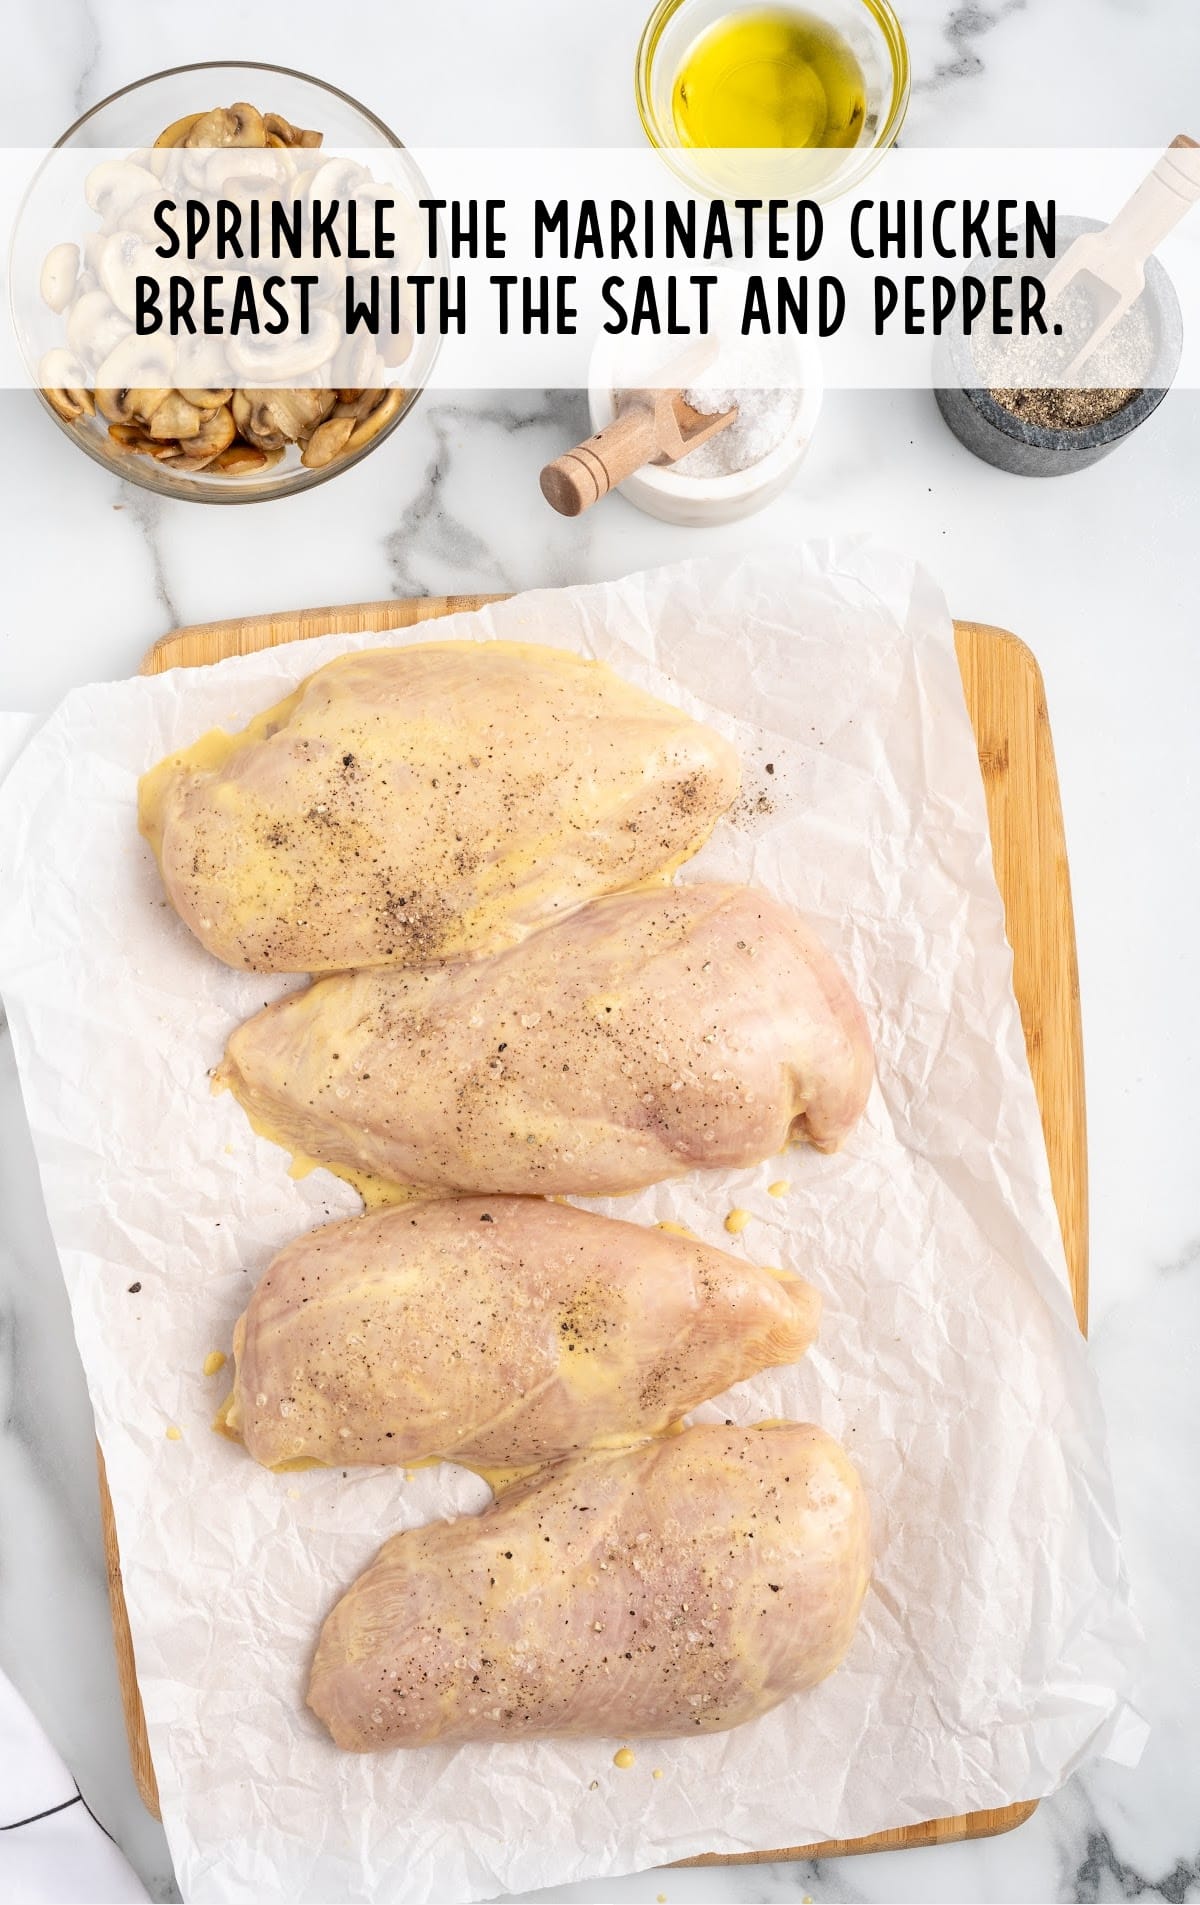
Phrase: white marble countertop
[{"left": 1, "top": 3, "right": 1197, "bottom": 1900}]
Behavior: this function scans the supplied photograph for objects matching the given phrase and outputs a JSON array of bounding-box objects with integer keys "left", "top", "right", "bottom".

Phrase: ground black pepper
[{"left": 976, "top": 279, "right": 1156, "bottom": 431}]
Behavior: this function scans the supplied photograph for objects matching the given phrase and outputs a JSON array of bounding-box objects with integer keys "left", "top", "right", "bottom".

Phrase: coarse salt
[
  {"left": 612, "top": 331, "right": 803, "bottom": 481},
  {"left": 677, "top": 380, "right": 801, "bottom": 476}
]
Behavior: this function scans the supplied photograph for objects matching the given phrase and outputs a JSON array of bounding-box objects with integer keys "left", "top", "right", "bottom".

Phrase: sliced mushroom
[
  {"left": 183, "top": 103, "right": 267, "bottom": 149},
  {"left": 154, "top": 112, "right": 204, "bottom": 149},
  {"left": 228, "top": 100, "right": 270, "bottom": 146},
  {"left": 106, "top": 423, "right": 156, "bottom": 454},
  {"left": 175, "top": 143, "right": 219, "bottom": 192},
  {"left": 289, "top": 164, "right": 325, "bottom": 205},
  {"left": 344, "top": 386, "right": 406, "bottom": 451},
  {"left": 39, "top": 348, "right": 95, "bottom": 420},
  {"left": 40, "top": 243, "right": 79, "bottom": 314},
  {"left": 115, "top": 193, "right": 175, "bottom": 242},
  {"left": 66, "top": 290, "right": 132, "bottom": 370},
  {"left": 93, "top": 331, "right": 174, "bottom": 400},
  {"left": 183, "top": 403, "right": 237, "bottom": 458},
  {"left": 176, "top": 387, "right": 232, "bottom": 408},
  {"left": 380, "top": 315, "right": 415, "bottom": 370},
  {"left": 330, "top": 333, "right": 382, "bottom": 391},
  {"left": 330, "top": 388, "right": 385, "bottom": 422},
  {"left": 231, "top": 390, "right": 284, "bottom": 451},
  {"left": 209, "top": 441, "right": 271, "bottom": 475},
  {"left": 154, "top": 447, "right": 225, "bottom": 474},
  {"left": 95, "top": 386, "right": 171, "bottom": 426},
  {"left": 98, "top": 232, "right": 169, "bottom": 321},
  {"left": 42, "top": 381, "right": 95, "bottom": 422},
  {"left": 257, "top": 388, "right": 336, "bottom": 442},
  {"left": 300, "top": 415, "right": 357, "bottom": 469},
  {"left": 43, "top": 389, "right": 83, "bottom": 423},
  {"left": 85, "top": 158, "right": 159, "bottom": 224},
  {"left": 201, "top": 147, "right": 286, "bottom": 195},
  {"left": 263, "top": 111, "right": 322, "bottom": 149},
  {"left": 311, "top": 250, "right": 353, "bottom": 307},
  {"left": 147, "top": 393, "right": 204, "bottom": 440},
  {"left": 228, "top": 308, "right": 341, "bottom": 382},
  {"left": 306, "top": 157, "right": 370, "bottom": 203},
  {"left": 174, "top": 335, "right": 238, "bottom": 393}
]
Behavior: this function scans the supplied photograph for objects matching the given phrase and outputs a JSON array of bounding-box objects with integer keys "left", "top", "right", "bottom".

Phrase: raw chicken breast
[
  {"left": 308, "top": 1421, "right": 870, "bottom": 1750},
  {"left": 138, "top": 641, "right": 739, "bottom": 972},
  {"left": 220, "top": 883, "right": 873, "bottom": 1197},
  {"left": 227, "top": 1197, "right": 820, "bottom": 1470}
]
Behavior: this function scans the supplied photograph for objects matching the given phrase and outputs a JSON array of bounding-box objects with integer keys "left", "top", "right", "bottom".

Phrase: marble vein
[
  {"left": 68, "top": 0, "right": 102, "bottom": 122},
  {"left": 124, "top": 489, "right": 182, "bottom": 634},
  {"left": 1070, "top": 1830, "right": 1199, "bottom": 1904},
  {"left": 915, "top": 0, "right": 1030, "bottom": 92},
  {"left": 383, "top": 391, "right": 592, "bottom": 598}
]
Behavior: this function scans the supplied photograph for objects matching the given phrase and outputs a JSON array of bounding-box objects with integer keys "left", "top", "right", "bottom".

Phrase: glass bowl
[
  {"left": 10, "top": 61, "right": 438, "bottom": 504},
  {"left": 635, "top": 0, "right": 909, "bottom": 201}
]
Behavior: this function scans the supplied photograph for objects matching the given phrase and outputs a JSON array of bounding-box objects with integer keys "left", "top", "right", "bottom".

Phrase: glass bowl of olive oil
[{"left": 636, "top": 0, "right": 909, "bottom": 199}]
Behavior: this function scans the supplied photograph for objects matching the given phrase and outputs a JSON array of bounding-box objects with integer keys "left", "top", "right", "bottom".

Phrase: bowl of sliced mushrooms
[{"left": 14, "top": 63, "right": 436, "bottom": 502}]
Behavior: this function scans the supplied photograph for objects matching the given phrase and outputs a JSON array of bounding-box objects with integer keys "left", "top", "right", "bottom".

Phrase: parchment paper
[{"left": 0, "top": 547, "right": 1142, "bottom": 1904}]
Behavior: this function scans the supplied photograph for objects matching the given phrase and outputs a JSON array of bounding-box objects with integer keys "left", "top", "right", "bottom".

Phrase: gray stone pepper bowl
[{"left": 934, "top": 216, "right": 1184, "bottom": 477}]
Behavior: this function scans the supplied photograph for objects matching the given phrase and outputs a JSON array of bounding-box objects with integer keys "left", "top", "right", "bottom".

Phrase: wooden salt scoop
[
  {"left": 541, "top": 387, "right": 739, "bottom": 516},
  {"left": 1043, "top": 133, "right": 1200, "bottom": 378}
]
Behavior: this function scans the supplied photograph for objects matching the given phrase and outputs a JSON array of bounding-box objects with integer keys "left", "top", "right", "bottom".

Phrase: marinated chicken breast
[
  {"left": 138, "top": 641, "right": 740, "bottom": 972},
  {"left": 220, "top": 883, "right": 873, "bottom": 1197},
  {"left": 308, "top": 1421, "right": 870, "bottom": 1750},
  {"left": 227, "top": 1197, "right": 820, "bottom": 1471}
]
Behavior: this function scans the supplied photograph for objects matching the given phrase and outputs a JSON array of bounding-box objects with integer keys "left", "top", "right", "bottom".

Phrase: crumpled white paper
[{"left": 0, "top": 546, "right": 1142, "bottom": 1905}]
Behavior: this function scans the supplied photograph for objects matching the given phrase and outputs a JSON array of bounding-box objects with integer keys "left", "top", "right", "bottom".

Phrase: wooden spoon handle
[
  {"left": 540, "top": 407, "right": 660, "bottom": 516},
  {"left": 1102, "top": 133, "right": 1200, "bottom": 267}
]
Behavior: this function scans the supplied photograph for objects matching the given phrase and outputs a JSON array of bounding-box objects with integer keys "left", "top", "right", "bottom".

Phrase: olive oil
[{"left": 671, "top": 7, "right": 867, "bottom": 150}]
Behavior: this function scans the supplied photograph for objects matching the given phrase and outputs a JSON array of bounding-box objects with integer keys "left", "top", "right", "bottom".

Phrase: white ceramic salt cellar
[{"left": 585, "top": 332, "right": 823, "bottom": 525}]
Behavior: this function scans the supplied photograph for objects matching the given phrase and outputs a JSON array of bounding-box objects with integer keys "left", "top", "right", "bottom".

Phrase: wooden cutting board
[{"left": 101, "top": 600, "right": 1087, "bottom": 1865}]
